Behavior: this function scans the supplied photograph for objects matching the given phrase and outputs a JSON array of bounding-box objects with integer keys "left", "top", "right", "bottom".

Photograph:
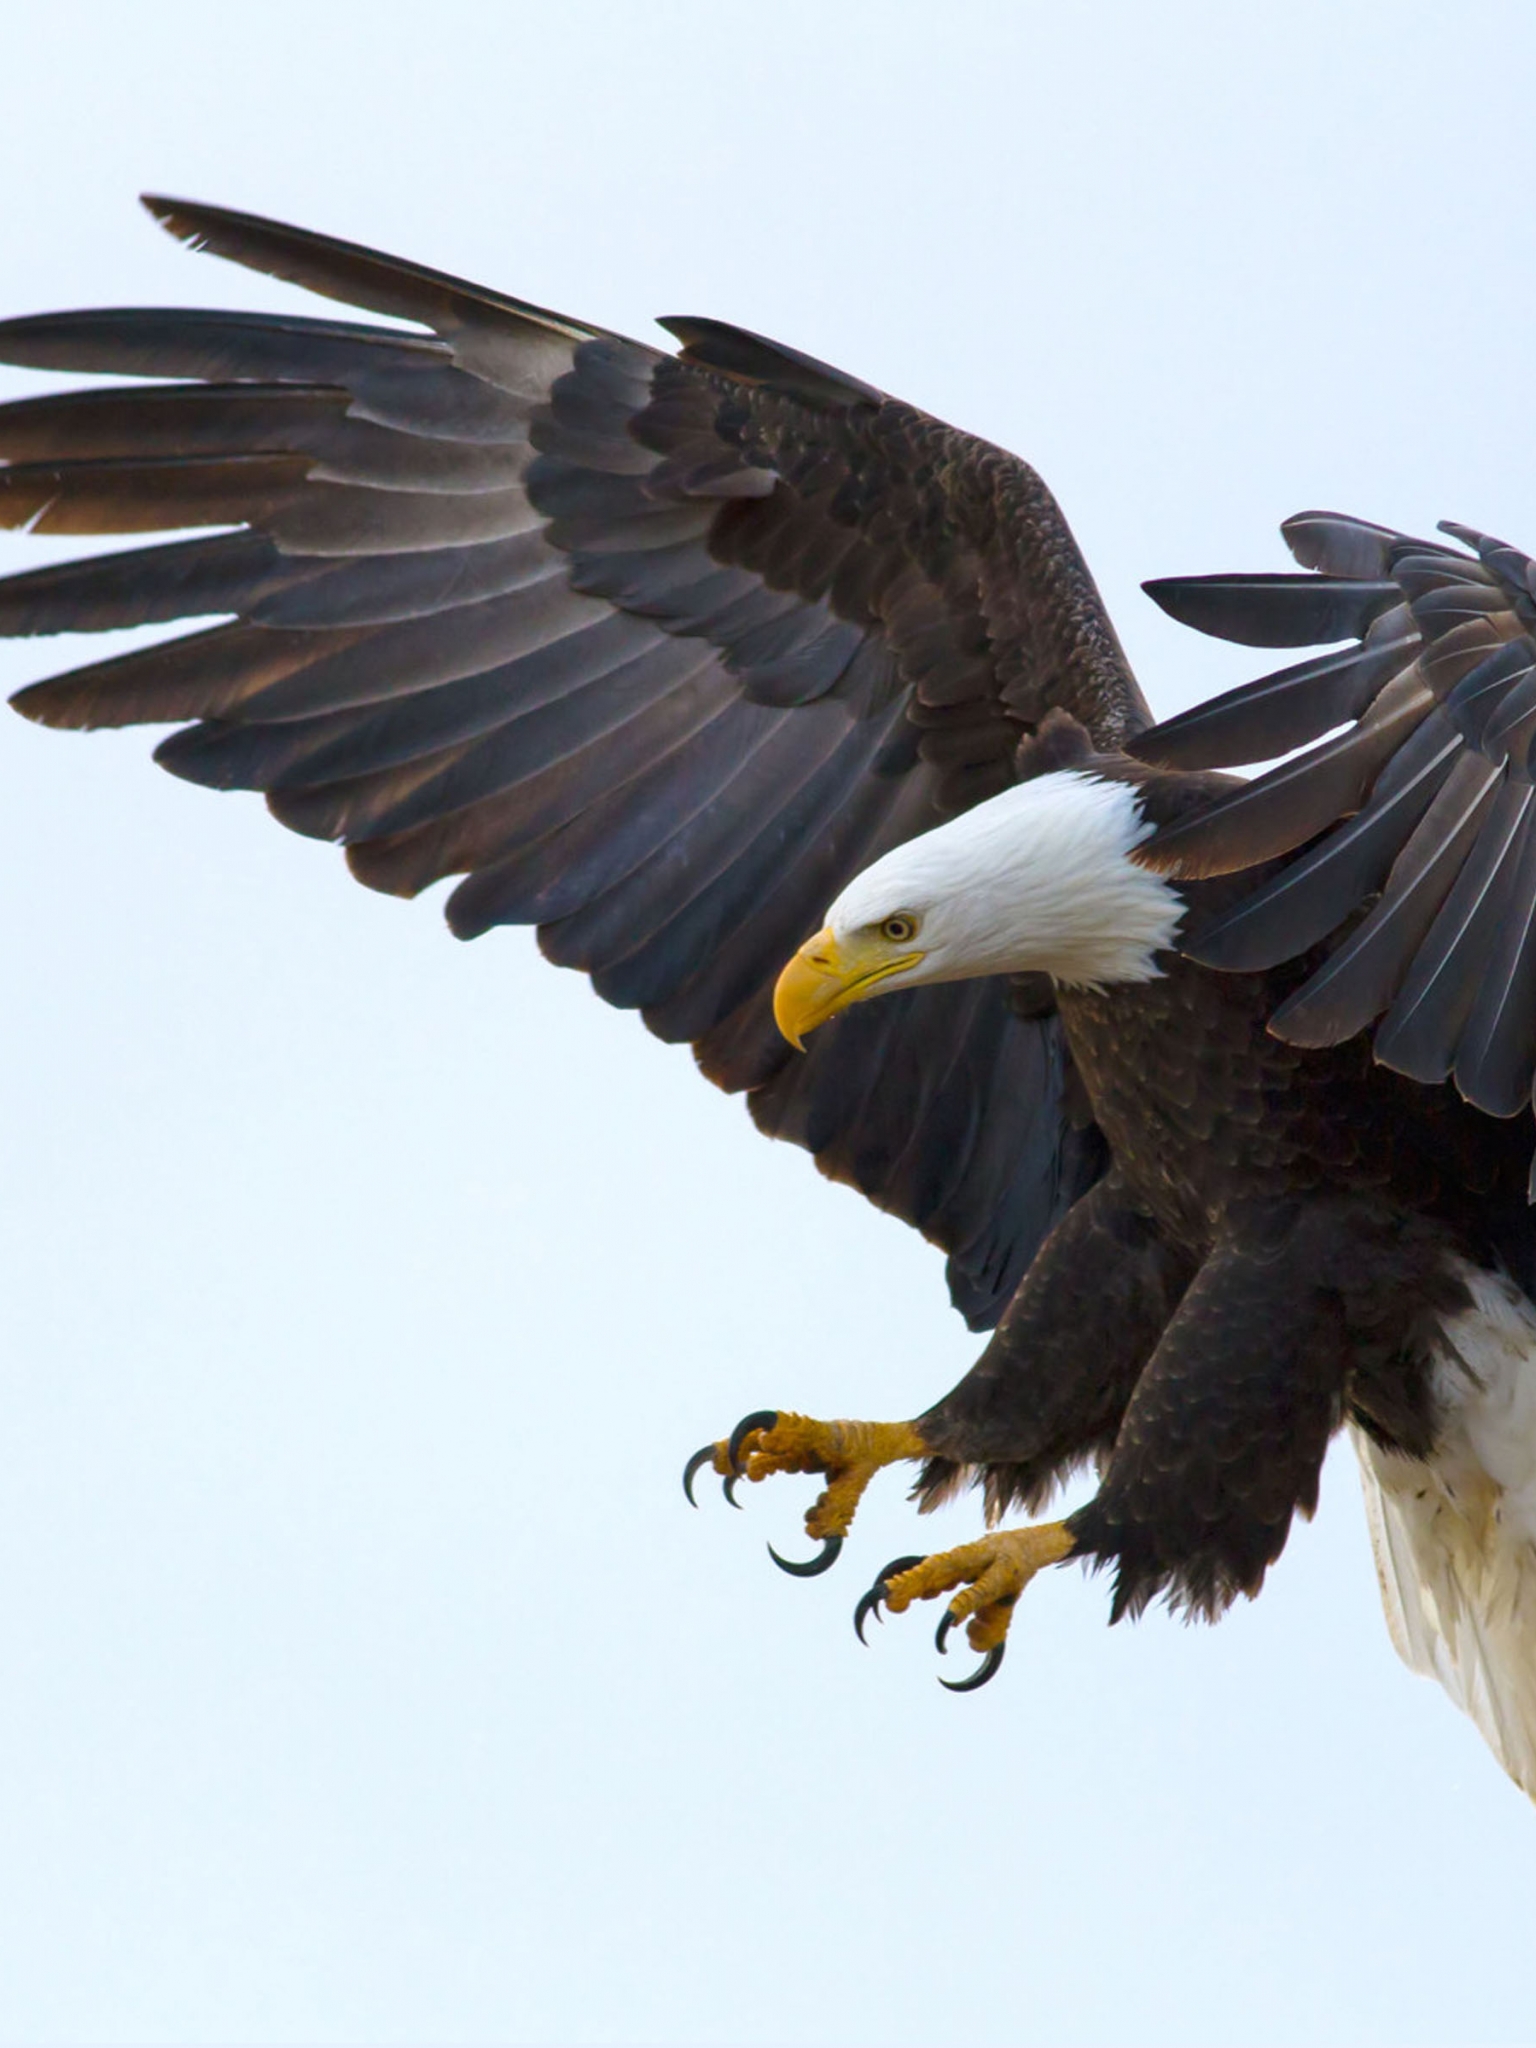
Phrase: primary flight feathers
[
  {"left": 10, "top": 202, "right": 1536, "bottom": 1211},
  {"left": 1142, "top": 517, "right": 1536, "bottom": 1134},
  {"left": 11, "top": 198, "right": 1536, "bottom": 1213}
]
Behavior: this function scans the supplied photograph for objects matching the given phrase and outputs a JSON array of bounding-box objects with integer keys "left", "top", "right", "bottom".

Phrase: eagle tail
[{"left": 1351, "top": 1263, "right": 1536, "bottom": 1800}]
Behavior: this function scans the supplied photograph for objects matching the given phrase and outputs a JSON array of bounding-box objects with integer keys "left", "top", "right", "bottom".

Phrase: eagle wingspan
[
  {"left": 1, "top": 196, "right": 1137, "bottom": 1326},
  {"left": 1137, "top": 511, "right": 1536, "bottom": 1150}
]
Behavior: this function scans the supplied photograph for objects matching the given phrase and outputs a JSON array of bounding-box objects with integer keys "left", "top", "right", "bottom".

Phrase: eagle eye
[{"left": 879, "top": 914, "right": 918, "bottom": 944}]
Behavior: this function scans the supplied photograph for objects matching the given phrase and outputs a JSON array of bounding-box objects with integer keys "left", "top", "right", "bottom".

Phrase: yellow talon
[
  {"left": 884, "top": 1521, "right": 1075, "bottom": 1652},
  {"left": 684, "top": 1410, "right": 929, "bottom": 1545},
  {"left": 735, "top": 1413, "right": 928, "bottom": 1537}
]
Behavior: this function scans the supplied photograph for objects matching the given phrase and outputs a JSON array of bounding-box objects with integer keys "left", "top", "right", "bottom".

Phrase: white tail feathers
[{"left": 1353, "top": 1262, "right": 1536, "bottom": 1800}]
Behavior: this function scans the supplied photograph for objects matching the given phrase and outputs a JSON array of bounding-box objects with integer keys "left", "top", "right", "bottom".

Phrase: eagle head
[{"left": 772, "top": 769, "right": 1185, "bottom": 1049}]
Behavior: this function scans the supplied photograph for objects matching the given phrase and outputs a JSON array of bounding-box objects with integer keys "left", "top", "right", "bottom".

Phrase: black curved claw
[
  {"left": 938, "top": 1640, "right": 1006, "bottom": 1694},
  {"left": 767, "top": 1533, "right": 844, "bottom": 1578},
  {"left": 934, "top": 1605, "right": 960, "bottom": 1655},
  {"left": 853, "top": 1554, "right": 926, "bottom": 1644},
  {"left": 722, "top": 1472, "right": 742, "bottom": 1509},
  {"left": 727, "top": 1409, "right": 779, "bottom": 1472},
  {"left": 682, "top": 1444, "right": 717, "bottom": 1508}
]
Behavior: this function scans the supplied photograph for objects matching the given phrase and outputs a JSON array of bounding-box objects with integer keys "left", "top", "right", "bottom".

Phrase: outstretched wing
[
  {"left": 2, "top": 198, "right": 1144, "bottom": 1326},
  {"left": 1137, "top": 511, "right": 1536, "bottom": 1145}
]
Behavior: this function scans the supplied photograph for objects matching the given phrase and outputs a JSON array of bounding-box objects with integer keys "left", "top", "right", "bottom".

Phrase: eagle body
[
  {"left": 901, "top": 759, "right": 1536, "bottom": 1698},
  {"left": 8, "top": 197, "right": 1536, "bottom": 1797},
  {"left": 856, "top": 748, "right": 1536, "bottom": 1785}
]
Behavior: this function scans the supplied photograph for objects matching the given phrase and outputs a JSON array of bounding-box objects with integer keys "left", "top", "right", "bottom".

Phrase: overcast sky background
[{"left": 3, "top": 4, "right": 1535, "bottom": 2043}]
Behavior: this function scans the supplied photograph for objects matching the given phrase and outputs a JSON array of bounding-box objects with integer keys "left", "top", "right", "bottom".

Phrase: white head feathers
[{"left": 825, "top": 769, "right": 1184, "bottom": 993}]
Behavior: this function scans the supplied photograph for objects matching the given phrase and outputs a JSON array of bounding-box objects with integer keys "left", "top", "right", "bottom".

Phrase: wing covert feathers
[
  {"left": 1138, "top": 512, "right": 1536, "bottom": 1138},
  {"left": 0, "top": 196, "right": 1143, "bottom": 1323}
]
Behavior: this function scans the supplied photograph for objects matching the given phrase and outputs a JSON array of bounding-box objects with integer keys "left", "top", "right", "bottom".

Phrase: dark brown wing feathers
[
  {"left": 1139, "top": 509, "right": 1536, "bottom": 1140},
  {"left": 1, "top": 196, "right": 1139, "bottom": 1325}
]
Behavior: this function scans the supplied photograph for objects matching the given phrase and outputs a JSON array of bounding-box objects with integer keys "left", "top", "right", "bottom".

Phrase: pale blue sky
[{"left": 3, "top": 5, "right": 1535, "bottom": 2043}]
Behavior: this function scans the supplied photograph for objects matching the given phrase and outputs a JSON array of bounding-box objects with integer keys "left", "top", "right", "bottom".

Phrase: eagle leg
[
  {"left": 858, "top": 1523, "right": 1076, "bottom": 1686},
  {"left": 683, "top": 1411, "right": 930, "bottom": 1567},
  {"left": 1058, "top": 1201, "right": 1470, "bottom": 1620},
  {"left": 912, "top": 1171, "right": 1196, "bottom": 1524}
]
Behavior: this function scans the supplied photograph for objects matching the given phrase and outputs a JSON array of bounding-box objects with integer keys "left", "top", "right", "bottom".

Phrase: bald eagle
[{"left": 7, "top": 199, "right": 1536, "bottom": 1799}]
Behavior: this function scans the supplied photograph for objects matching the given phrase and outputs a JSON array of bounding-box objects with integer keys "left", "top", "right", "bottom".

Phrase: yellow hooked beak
[{"left": 772, "top": 927, "right": 926, "bottom": 1050}]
